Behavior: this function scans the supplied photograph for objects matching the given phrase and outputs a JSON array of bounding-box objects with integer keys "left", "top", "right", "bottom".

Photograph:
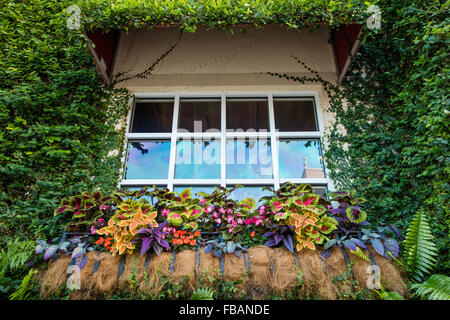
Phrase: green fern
[
  {"left": 411, "top": 274, "right": 450, "bottom": 300},
  {"left": 350, "top": 247, "right": 370, "bottom": 262},
  {"left": 374, "top": 285, "right": 405, "bottom": 300},
  {"left": 9, "top": 269, "right": 37, "bottom": 300},
  {"left": 190, "top": 287, "right": 215, "bottom": 300},
  {"left": 0, "top": 239, "right": 35, "bottom": 273},
  {"left": 403, "top": 212, "right": 438, "bottom": 282}
]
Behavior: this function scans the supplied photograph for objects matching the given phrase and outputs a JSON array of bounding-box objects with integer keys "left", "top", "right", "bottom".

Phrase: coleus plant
[
  {"left": 54, "top": 191, "right": 112, "bottom": 232},
  {"left": 96, "top": 199, "right": 158, "bottom": 255},
  {"left": 132, "top": 221, "right": 170, "bottom": 256},
  {"left": 263, "top": 183, "right": 338, "bottom": 251},
  {"left": 163, "top": 188, "right": 204, "bottom": 230},
  {"left": 35, "top": 234, "right": 95, "bottom": 270}
]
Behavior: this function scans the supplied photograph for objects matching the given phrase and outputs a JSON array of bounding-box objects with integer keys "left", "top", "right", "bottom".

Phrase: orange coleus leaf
[
  {"left": 118, "top": 244, "right": 127, "bottom": 255},
  {"left": 304, "top": 240, "right": 315, "bottom": 250},
  {"left": 296, "top": 243, "right": 304, "bottom": 251}
]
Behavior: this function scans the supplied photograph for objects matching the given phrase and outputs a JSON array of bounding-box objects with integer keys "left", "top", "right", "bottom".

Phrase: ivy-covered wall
[
  {"left": 324, "top": 0, "right": 449, "bottom": 272},
  {"left": 0, "top": 0, "right": 129, "bottom": 241}
]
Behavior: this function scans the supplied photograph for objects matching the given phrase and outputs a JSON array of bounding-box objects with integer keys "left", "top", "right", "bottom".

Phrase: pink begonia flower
[
  {"left": 219, "top": 207, "right": 226, "bottom": 214},
  {"left": 212, "top": 212, "right": 218, "bottom": 218},
  {"left": 200, "top": 198, "right": 206, "bottom": 205},
  {"left": 237, "top": 218, "right": 243, "bottom": 224},
  {"left": 99, "top": 205, "right": 109, "bottom": 211},
  {"left": 90, "top": 225, "right": 97, "bottom": 235},
  {"left": 215, "top": 218, "right": 222, "bottom": 224},
  {"left": 227, "top": 208, "right": 233, "bottom": 214},
  {"left": 231, "top": 220, "right": 237, "bottom": 228},
  {"left": 228, "top": 228, "right": 234, "bottom": 233}
]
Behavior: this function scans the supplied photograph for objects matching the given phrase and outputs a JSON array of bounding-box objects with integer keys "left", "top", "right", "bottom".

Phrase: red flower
[{"left": 250, "top": 231, "right": 255, "bottom": 238}]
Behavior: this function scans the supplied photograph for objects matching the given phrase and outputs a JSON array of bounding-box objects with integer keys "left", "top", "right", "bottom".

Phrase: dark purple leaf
[
  {"left": 388, "top": 225, "right": 402, "bottom": 241},
  {"left": 274, "top": 234, "right": 282, "bottom": 245},
  {"left": 160, "top": 239, "right": 170, "bottom": 251},
  {"left": 343, "top": 239, "right": 356, "bottom": 251},
  {"left": 264, "top": 239, "right": 277, "bottom": 247},
  {"left": 140, "top": 238, "right": 152, "bottom": 256},
  {"left": 71, "top": 247, "right": 85, "bottom": 259},
  {"left": 77, "top": 255, "right": 88, "bottom": 270},
  {"left": 136, "top": 228, "right": 152, "bottom": 235},
  {"left": 350, "top": 238, "right": 367, "bottom": 250},
  {"left": 262, "top": 232, "right": 274, "bottom": 238},
  {"left": 371, "top": 238, "right": 384, "bottom": 256},
  {"left": 153, "top": 242, "right": 162, "bottom": 256},
  {"left": 321, "top": 248, "right": 331, "bottom": 259},
  {"left": 384, "top": 238, "right": 399, "bottom": 258},
  {"left": 282, "top": 234, "right": 294, "bottom": 253},
  {"left": 44, "top": 245, "right": 58, "bottom": 260}
]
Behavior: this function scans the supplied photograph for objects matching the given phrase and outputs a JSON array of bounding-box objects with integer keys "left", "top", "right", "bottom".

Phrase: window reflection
[
  {"left": 175, "top": 139, "right": 221, "bottom": 179},
  {"left": 278, "top": 139, "right": 325, "bottom": 179},
  {"left": 125, "top": 140, "right": 171, "bottom": 179},
  {"left": 226, "top": 138, "right": 273, "bottom": 179}
]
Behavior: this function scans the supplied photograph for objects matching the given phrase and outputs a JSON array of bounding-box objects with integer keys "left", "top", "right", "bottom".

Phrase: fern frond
[
  {"left": 9, "top": 269, "right": 37, "bottom": 300},
  {"left": 411, "top": 274, "right": 450, "bottom": 300},
  {"left": 403, "top": 212, "right": 438, "bottom": 282},
  {"left": 350, "top": 247, "right": 370, "bottom": 262},
  {"left": 190, "top": 287, "right": 215, "bottom": 300},
  {"left": 375, "top": 288, "right": 405, "bottom": 300}
]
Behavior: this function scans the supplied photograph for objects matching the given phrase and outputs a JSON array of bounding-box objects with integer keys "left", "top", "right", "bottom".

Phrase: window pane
[
  {"left": 227, "top": 98, "right": 269, "bottom": 131},
  {"left": 131, "top": 100, "right": 173, "bottom": 132},
  {"left": 178, "top": 99, "right": 221, "bottom": 132},
  {"left": 174, "top": 186, "right": 218, "bottom": 198},
  {"left": 175, "top": 139, "right": 221, "bottom": 179},
  {"left": 278, "top": 139, "right": 325, "bottom": 178},
  {"left": 125, "top": 141, "right": 171, "bottom": 179},
  {"left": 273, "top": 98, "right": 317, "bottom": 131},
  {"left": 226, "top": 138, "right": 273, "bottom": 179},
  {"left": 229, "top": 186, "right": 273, "bottom": 205}
]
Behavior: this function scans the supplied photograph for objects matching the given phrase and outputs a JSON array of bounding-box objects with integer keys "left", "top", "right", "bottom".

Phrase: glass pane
[
  {"left": 178, "top": 99, "right": 221, "bottom": 132},
  {"left": 226, "top": 98, "right": 269, "bottom": 131},
  {"left": 229, "top": 186, "right": 273, "bottom": 205},
  {"left": 226, "top": 138, "right": 273, "bottom": 179},
  {"left": 125, "top": 140, "right": 171, "bottom": 179},
  {"left": 175, "top": 139, "right": 221, "bottom": 179},
  {"left": 131, "top": 100, "right": 174, "bottom": 133},
  {"left": 312, "top": 186, "right": 328, "bottom": 198},
  {"left": 273, "top": 98, "right": 317, "bottom": 131},
  {"left": 278, "top": 139, "right": 325, "bottom": 178},
  {"left": 174, "top": 186, "right": 218, "bottom": 199}
]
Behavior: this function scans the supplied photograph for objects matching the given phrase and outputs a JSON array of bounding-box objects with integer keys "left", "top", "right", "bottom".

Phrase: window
[{"left": 121, "top": 93, "right": 330, "bottom": 201}]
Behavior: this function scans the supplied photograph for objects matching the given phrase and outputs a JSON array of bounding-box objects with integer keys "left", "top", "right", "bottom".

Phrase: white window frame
[{"left": 119, "top": 91, "right": 335, "bottom": 194}]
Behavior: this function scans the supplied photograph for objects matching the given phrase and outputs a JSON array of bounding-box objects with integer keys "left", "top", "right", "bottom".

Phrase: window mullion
[
  {"left": 221, "top": 93, "right": 226, "bottom": 187},
  {"left": 268, "top": 93, "right": 280, "bottom": 190},
  {"left": 167, "top": 94, "right": 180, "bottom": 191}
]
